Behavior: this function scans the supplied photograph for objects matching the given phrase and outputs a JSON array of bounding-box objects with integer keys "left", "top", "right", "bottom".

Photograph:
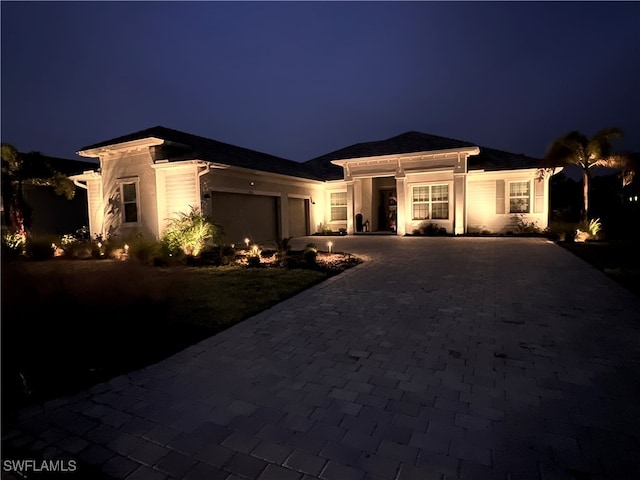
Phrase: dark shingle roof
[
  {"left": 469, "top": 146, "right": 541, "bottom": 171},
  {"left": 79, "top": 127, "right": 542, "bottom": 181},
  {"left": 78, "top": 126, "right": 326, "bottom": 181},
  {"left": 303, "top": 131, "right": 477, "bottom": 180},
  {"left": 304, "top": 131, "right": 541, "bottom": 177}
]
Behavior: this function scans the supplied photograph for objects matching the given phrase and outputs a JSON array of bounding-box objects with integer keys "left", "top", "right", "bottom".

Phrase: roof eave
[
  {"left": 330, "top": 146, "right": 480, "bottom": 166},
  {"left": 77, "top": 137, "right": 165, "bottom": 158}
]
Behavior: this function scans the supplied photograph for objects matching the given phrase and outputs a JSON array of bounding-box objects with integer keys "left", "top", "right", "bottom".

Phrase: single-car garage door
[
  {"left": 288, "top": 197, "right": 309, "bottom": 238},
  {"left": 210, "top": 192, "right": 279, "bottom": 245}
]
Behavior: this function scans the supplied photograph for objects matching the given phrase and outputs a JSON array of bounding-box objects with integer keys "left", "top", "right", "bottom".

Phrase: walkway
[{"left": 3, "top": 237, "right": 640, "bottom": 480}]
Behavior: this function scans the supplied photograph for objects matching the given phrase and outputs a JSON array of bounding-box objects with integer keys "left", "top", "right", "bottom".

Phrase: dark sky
[{"left": 2, "top": 1, "right": 638, "bottom": 164}]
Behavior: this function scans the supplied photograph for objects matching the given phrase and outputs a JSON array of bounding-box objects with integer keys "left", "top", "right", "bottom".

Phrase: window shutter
[
  {"left": 496, "top": 180, "right": 505, "bottom": 214},
  {"left": 534, "top": 179, "right": 544, "bottom": 213}
]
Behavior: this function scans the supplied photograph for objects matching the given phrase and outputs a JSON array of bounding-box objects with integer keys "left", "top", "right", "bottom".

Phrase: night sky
[{"left": 1, "top": 1, "right": 638, "bottom": 165}]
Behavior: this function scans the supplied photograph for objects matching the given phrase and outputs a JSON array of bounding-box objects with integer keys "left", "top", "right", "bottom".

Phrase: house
[{"left": 70, "top": 126, "right": 559, "bottom": 245}]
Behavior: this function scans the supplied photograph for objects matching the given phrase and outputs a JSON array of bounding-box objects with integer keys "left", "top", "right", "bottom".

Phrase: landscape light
[
  {"left": 327, "top": 241, "right": 333, "bottom": 253},
  {"left": 244, "top": 238, "right": 250, "bottom": 247}
]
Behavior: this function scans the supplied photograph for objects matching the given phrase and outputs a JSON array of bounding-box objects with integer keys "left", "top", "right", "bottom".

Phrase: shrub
[
  {"left": 275, "top": 237, "right": 292, "bottom": 267},
  {"left": 1, "top": 229, "right": 26, "bottom": 258},
  {"left": 161, "top": 206, "right": 221, "bottom": 257},
  {"left": 126, "top": 234, "right": 166, "bottom": 265},
  {"left": 316, "top": 223, "right": 333, "bottom": 235},
  {"left": 24, "top": 234, "right": 58, "bottom": 261},
  {"left": 199, "top": 244, "right": 237, "bottom": 266},
  {"left": 587, "top": 218, "right": 602, "bottom": 238},
  {"left": 512, "top": 215, "right": 541, "bottom": 235},
  {"left": 547, "top": 221, "right": 579, "bottom": 242},
  {"left": 246, "top": 244, "right": 262, "bottom": 268},
  {"left": 417, "top": 222, "right": 447, "bottom": 236},
  {"left": 303, "top": 243, "right": 318, "bottom": 265}
]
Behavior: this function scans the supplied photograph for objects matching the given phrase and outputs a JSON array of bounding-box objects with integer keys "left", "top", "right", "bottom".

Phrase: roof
[
  {"left": 78, "top": 127, "right": 542, "bottom": 181},
  {"left": 469, "top": 146, "right": 541, "bottom": 171},
  {"left": 303, "top": 131, "right": 542, "bottom": 177},
  {"left": 303, "top": 131, "right": 477, "bottom": 180},
  {"left": 78, "top": 126, "right": 326, "bottom": 181},
  {"left": 43, "top": 156, "right": 98, "bottom": 175}
]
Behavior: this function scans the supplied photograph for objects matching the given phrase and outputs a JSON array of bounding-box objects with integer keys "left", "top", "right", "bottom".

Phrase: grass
[
  {"left": 557, "top": 238, "right": 640, "bottom": 298},
  {"left": 1, "top": 251, "right": 362, "bottom": 426}
]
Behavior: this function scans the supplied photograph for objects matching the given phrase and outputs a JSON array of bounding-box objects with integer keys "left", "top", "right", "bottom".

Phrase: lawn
[
  {"left": 557, "top": 239, "right": 640, "bottom": 298},
  {"left": 1, "top": 251, "right": 362, "bottom": 427}
]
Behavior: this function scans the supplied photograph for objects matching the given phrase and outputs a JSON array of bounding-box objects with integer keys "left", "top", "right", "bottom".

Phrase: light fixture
[
  {"left": 244, "top": 237, "right": 250, "bottom": 247},
  {"left": 327, "top": 241, "right": 333, "bottom": 253}
]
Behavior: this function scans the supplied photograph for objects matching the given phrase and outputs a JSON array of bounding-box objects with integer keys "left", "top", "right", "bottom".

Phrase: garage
[
  {"left": 288, "top": 197, "right": 309, "bottom": 238},
  {"left": 210, "top": 192, "right": 279, "bottom": 245}
]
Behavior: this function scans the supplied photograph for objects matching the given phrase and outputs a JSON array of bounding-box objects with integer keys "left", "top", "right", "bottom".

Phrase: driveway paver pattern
[{"left": 3, "top": 237, "right": 640, "bottom": 480}]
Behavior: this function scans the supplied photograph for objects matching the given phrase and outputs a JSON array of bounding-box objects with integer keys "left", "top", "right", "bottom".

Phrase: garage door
[
  {"left": 288, "top": 197, "right": 309, "bottom": 238},
  {"left": 210, "top": 192, "right": 279, "bottom": 245}
]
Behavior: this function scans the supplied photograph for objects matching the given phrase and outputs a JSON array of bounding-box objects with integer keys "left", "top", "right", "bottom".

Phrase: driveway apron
[{"left": 4, "top": 237, "right": 640, "bottom": 480}]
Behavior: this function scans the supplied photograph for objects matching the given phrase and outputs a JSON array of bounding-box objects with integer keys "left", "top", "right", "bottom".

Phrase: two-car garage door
[
  {"left": 210, "top": 192, "right": 279, "bottom": 245},
  {"left": 210, "top": 192, "right": 309, "bottom": 245}
]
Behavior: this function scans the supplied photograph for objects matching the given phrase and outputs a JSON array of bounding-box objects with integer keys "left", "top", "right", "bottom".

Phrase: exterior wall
[
  {"left": 99, "top": 149, "right": 158, "bottom": 240},
  {"left": 403, "top": 171, "right": 456, "bottom": 234},
  {"left": 155, "top": 164, "right": 200, "bottom": 237},
  {"left": 466, "top": 169, "right": 550, "bottom": 234},
  {"left": 86, "top": 177, "right": 103, "bottom": 239},
  {"left": 324, "top": 182, "right": 348, "bottom": 232},
  {"left": 200, "top": 167, "right": 324, "bottom": 241}
]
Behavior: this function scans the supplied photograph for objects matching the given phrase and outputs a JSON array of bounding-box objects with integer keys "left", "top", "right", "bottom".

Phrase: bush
[
  {"left": 199, "top": 244, "right": 237, "bottom": 266},
  {"left": 303, "top": 243, "right": 318, "bottom": 265},
  {"left": 547, "top": 221, "right": 580, "bottom": 242},
  {"left": 1, "top": 229, "right": 26, "bottom": 258},
  {"left": 417, "top": 222, "right": 447, "bottom": 236},
  {"left": 512, "top": 215, "right": 541, "bottom": 235},
  {"left": 24, "top": 234, "right": 58, "bottom": 261},
  {"left": 161, "top": 206, "right": 222, "bottom": 257},
  {"left": 126, "top": 234, "right": 166, "bottom": 265},
  {"left": 276, "top": 237, "right": 292, "bottom": 267}
]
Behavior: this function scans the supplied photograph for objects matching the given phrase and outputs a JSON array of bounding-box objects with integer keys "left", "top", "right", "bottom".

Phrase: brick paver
[{"left": 3, "top": 237, "right": 640, "bottom": 479}]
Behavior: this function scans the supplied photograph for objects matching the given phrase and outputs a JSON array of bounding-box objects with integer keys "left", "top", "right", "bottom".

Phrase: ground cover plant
[{"left": 1, "top": 248, "right": 362, "bottom": 428}]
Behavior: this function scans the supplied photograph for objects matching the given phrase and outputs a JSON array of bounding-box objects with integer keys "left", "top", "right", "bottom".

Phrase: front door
[{"left": 378, "top": 189, "right": 397, "bottom": 232}]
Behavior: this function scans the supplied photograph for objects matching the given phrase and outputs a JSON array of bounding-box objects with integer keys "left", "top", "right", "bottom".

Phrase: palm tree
[
  {"left": 543, "top": 128, "right": 623, "bottom": 221},
  {"left": 1, "top": 143, "right": 76, "bottom": 234}
]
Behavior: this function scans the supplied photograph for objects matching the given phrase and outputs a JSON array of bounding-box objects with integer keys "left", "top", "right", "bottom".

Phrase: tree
[
  {"left": 1, "top": 143, "right": 76, "bottom": 235},
  {"left": 542, "top": 128, "right": 623, "bottom": 221},
  {"left": 603, "top": 150, "right": 639, "bottom": 189}
]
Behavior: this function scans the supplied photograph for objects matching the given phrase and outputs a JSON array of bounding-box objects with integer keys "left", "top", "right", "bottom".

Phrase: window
[
  {"left": 509, "top": 181, "right": 530, "bottom": 213},
  {"left": 120, "top": 181, "right": 139, "bottom": 223},
  {"left": 330, "top": 192, "right": 347, "bottom": 221},
  {"left": 412, "top": 185, "right": 449, "bottom": 220}
]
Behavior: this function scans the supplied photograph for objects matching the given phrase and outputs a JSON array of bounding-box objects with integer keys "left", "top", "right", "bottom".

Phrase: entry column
[
  {"left": 395, "top": 176, "right": 407, "bottom": 236},
  {"left": 346, "top": 181, "right": 355, "bottom": 235}
]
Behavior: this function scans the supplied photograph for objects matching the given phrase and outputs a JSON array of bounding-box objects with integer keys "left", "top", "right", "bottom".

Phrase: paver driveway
[{"left": 3, "top": 237, "right": 640, "bottom": 480}]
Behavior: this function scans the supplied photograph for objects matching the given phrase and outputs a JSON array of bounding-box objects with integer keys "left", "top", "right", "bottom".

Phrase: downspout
[
  {"left": 197, "top": 161, "right": 212, "bottom": 216},
  {"left": 73, "top": 180, "right": 88, "bottom": 190}
]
